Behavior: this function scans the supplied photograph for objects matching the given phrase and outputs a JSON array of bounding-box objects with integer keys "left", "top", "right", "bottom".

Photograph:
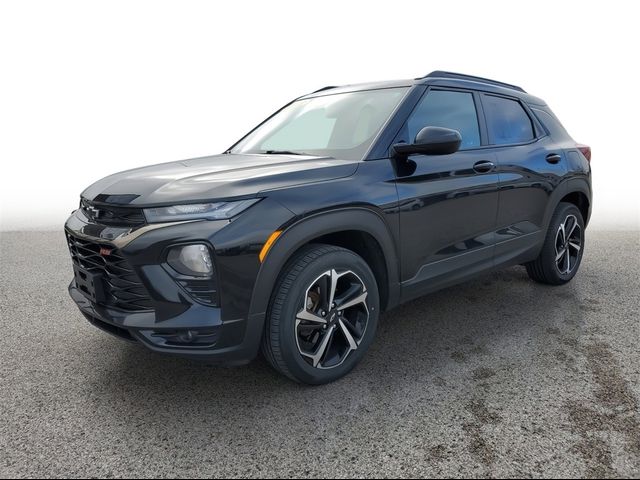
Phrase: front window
[
  {"left": 403, "top": 90, "right": 481, "bottom": 150},
  {"left": 231, "top": 87, "right": 409, "bottom": 161}
]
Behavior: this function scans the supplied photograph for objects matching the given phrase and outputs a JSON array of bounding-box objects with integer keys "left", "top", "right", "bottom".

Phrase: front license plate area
[{"left": 73, "top": 265, "right": 107, "bottom": 304}]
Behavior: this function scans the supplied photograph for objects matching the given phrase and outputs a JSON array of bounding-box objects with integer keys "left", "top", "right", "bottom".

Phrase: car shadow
[{"left": 94, "top": 265, "right": 586, "bottom": 423}]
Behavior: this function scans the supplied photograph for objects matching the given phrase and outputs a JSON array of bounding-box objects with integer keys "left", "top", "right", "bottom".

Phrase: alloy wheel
[
  {"left": 295, "top": 269, "right": 369, "bottom": 369},
  {"left": 555, "top": 214, "right": 582, "bottom": 275}
]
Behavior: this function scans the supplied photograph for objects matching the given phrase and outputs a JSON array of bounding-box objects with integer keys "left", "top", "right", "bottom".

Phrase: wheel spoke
[
  {"left": 567, "top": 217, "right": 578, "bottom": 238},
  {"left": 317, "top": 269, "right": 341, "bottom": 309},
  {"left": 558, "top": 222, "right": 566, "bottom": 245},
  {"left": 569, "top": 241, "right": 581, "bottom": 252},
  {"left": 296, "top": 308, "right": 327, "bottom": 324},
  {"left": 338, "top": 291, "right": 368, "bottom": 311},
  {"left": 317, "top": 273, "right": 330, "bottom": 307},
  {"left": 564, "top": 247, "right": 570, "bottom": 273},
  {"left": 302, "top": 325, "right": 336, "bottom": 368},
  {"left": 334, "top": 283, "right": 360, "bottom": 307},
  {"left": 327, "top": 269, "right": 339, "bottom": 308},
  {"left": 555, "top": 247, "right": 567, "bottom": 262},
  {"left": 338, "top": 319, "right": 359, "bottom": 351}
]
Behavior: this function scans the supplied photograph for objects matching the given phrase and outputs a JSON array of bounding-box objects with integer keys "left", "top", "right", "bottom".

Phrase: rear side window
[
  {"left": 406, "top": 90, "right": 481, "bottom": 149},
  {"left": 482, "top": 95, "right": 534, "bottom": 145}
]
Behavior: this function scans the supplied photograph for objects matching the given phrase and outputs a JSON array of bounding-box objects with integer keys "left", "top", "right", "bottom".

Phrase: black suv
[{"left": 65, "top": 71, "right": 592, "bottom": 384}]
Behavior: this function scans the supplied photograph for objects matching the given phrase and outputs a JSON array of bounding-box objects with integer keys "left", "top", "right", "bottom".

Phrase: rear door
[
  {"left": 393, "top": 88, "right": 500, "bottom": 301},
  {"left": 480, "top": 93, "right": 568, "bottom": 265}
]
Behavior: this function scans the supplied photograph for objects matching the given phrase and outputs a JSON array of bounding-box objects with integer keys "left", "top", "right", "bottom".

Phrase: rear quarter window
[{"left": 531, "top": 107, "right": 572, "bottom": 140}]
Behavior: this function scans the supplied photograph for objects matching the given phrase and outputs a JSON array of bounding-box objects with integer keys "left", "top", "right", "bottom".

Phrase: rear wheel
[
  {"left": 526, "top": 202, "right": 585, "bottom": 285},
  {"left": 262, "top": 244, "right": 379, "bottom": 385}
]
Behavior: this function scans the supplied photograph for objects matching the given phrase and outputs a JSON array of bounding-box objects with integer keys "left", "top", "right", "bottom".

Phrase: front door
[{"left": 393, "top": 89, "right": 500, "bottom": 301}]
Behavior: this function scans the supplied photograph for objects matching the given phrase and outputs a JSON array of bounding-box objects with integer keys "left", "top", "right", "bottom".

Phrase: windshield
[{"left": 230, "top": 87, "right": 409, "bottom": 161}]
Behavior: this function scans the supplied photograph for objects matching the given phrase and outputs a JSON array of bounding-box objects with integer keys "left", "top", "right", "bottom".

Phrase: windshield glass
[{"left": 231, "top": 87, "right": 409, "bottom": 161}]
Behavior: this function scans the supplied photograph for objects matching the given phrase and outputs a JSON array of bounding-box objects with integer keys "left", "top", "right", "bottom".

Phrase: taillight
[{"left": 577, "top": 144, "right": 591, "bottom": 162}]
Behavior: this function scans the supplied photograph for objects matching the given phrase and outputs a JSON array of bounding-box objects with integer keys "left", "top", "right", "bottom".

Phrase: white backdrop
[{"left": 1, "top": 0, "right": 638, "bottom": 231}]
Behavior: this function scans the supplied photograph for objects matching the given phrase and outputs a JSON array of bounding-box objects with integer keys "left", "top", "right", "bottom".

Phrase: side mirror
[{"left": 391, "top": 126, "right": 462, "bottom": 159}]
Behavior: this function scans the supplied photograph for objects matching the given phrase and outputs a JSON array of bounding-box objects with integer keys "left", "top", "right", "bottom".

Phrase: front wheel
[
  {"left": 526, "top": 202, "right": 585, "bottom": 285},
  {"left": 262, "top": 244, "right": 380, "bottom": 385}
]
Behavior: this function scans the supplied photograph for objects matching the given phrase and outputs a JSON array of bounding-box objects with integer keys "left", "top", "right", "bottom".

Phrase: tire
[
  {"left": 262, "top": 244, "right": 380, "bottom": 385},
  {"left": 526, "top": 202, "right": 585, "bottom": 285}
]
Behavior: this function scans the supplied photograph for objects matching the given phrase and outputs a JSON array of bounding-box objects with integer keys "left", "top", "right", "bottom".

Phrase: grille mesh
[
  {"left": 80, "top": 199, "right": 146, "bottom": 227},
  {"left": 66, "top": 232, "right": 154, "bottom": 311}
]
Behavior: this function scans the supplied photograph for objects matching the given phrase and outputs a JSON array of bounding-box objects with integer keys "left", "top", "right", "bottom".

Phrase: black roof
[
  {"left": 421, "top": 71, "right": 526, "bottom": 93},
  {"left": 303, "top": 71, "right": 545, "bottom": 106}
]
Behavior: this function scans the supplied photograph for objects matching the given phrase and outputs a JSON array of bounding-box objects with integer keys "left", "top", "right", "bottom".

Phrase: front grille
[
  {"left": 66, "top": 232, "right": 154, "bottom": 311},
  {"left": 80, "top": 199, "right": 146, "bottom": 227}
]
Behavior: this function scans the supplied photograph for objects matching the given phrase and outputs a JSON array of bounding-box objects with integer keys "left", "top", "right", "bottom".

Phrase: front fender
[{"left": 248, "top": 207, "right": 401, "bottom": 322}]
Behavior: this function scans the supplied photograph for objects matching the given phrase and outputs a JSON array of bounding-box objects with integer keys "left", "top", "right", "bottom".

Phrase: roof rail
[
  {"left": 312, "top": 85, "right": 338, "bottom": 94},
  {"left": 422, "top": 71, "right": 526, "bottom": 93}
]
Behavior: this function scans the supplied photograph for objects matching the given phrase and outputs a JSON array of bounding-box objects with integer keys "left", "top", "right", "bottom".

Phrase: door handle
[
  {"left": 473, "top": 160, "right": 495, "bottom": 174},
  {"left": 546, "top": 153, "right": 562, "bottom": 164}
]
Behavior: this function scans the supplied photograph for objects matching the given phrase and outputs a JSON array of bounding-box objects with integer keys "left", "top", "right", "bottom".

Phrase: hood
[{"left": 81, "top": 153, "right": 359, "bottom": 206}]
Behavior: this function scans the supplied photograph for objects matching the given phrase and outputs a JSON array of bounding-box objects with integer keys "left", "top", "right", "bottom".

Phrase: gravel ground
[{"left": 1, "top": 230, "right": 639, "bottom": 478}]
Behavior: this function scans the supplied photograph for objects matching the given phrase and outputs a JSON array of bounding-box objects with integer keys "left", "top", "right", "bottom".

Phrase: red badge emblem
[{"left": 99, "top": 247, "right": 112, "bottom": 257}]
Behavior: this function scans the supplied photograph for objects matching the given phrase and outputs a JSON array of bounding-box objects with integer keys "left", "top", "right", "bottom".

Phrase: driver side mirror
[{"left": 391, "top": 126, "right": 462, "bottom": 159}]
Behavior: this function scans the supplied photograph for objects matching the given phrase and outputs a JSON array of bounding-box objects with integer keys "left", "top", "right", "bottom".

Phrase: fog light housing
[{"left": 167, "top": 244, "right": 213, "bottom": 277}]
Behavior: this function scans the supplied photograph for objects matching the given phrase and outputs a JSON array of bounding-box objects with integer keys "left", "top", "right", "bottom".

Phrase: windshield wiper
[{"left": 261, "top": 150, "right": 309, "bottom": 156}]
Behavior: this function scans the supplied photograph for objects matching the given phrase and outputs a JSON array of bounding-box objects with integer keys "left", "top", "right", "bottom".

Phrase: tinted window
[
  {"left": 406, "top": 90, "right": 480, "bottom": 150},
  {"left": 483, "top": 95, "right": 534, "bottom": 145},
  {"left": 532, "top": 108, "right": 571, "bottom": 140}
]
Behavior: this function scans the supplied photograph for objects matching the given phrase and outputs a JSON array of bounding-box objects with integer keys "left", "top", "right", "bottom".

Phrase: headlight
[
  {"left": 167, "top": 244, "right": 213, "bottom": 277},
  {"left": 144, "top": 199, "right": 259, "bottom": 223}
]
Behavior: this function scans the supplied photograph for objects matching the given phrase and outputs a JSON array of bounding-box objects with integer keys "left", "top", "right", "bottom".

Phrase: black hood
[{"left": 82, "top": 153, "right": 359, "bottom": 206}]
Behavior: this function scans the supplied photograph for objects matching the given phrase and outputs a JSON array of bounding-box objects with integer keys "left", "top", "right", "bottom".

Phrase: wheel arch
[
  {"left": 542, "top": 177, "right": 592, "bottom": 233},
  {"left": 248, "top": 208, "right": 401, "bottom": 321},
  {"left": 559, "top": 189, "right": 591, "bottom": 227}
]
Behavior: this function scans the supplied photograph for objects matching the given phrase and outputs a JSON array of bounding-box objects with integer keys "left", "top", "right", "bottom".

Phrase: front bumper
[
  {"left": 64, "top": 208, "right": 273, "bottom": 365},
  {"left": 69, "top": 282, "right": 263, "bottom": 365}
]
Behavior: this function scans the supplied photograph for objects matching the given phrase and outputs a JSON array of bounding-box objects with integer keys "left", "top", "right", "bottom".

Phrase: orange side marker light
[{"left": 259, "top": 230, "right": 282, "bottom": 263}]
